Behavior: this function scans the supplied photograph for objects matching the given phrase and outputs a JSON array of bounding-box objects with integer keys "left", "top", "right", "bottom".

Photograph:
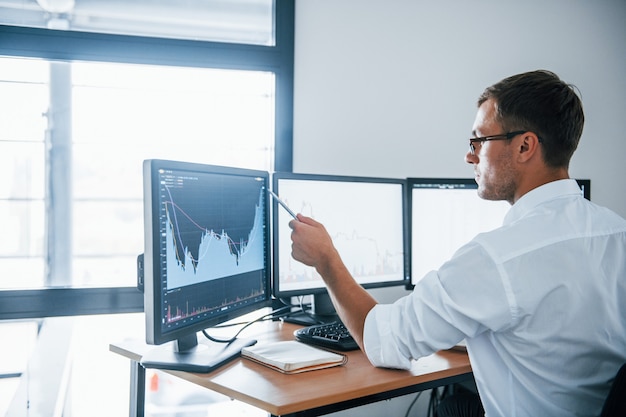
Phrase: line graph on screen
[
  {"left": 160, "top": 180, "right": 265, "bottom": 290},
  {"left": 275, "top": 179, "right": 405, "bottom": 291}
]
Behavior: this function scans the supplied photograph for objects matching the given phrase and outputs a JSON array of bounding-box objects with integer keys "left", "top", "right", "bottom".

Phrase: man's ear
[{"left": 517, "top": 132, "right": 541, "bottom": 163}]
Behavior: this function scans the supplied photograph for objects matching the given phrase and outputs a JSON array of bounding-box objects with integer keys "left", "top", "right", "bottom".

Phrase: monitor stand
[
  {"left": 140, "top": 333, "right": 257, "bottom": 373},
  {"left": 283, "top": 293, "right": 339, "bottom": 326}
]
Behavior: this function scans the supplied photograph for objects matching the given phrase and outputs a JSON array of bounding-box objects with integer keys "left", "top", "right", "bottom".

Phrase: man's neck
[{"left": 513, "top": 168, "right": 569, "bottom": 204}]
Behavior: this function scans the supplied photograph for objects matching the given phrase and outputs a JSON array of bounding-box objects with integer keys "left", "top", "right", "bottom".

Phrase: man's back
[{"left": 469, "top": 179, "right": 626, "bottom": 415}]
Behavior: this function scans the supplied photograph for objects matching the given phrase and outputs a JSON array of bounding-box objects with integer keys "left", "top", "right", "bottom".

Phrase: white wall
[
  {"left": 293, "top": 0, "right": 626, "bottom": 219},
  {"left": 293, "top": 3, "right": 626, "bottom": 413}
]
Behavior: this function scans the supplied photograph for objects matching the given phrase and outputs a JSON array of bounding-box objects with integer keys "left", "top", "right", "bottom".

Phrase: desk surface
[{"left": 110, "top": 320, "right": 471, "bottom": 416}]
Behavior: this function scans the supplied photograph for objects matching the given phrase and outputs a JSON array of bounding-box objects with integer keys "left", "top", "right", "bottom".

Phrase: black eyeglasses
[{"left": 468, "top": 130, "right": 527, "bottom": 155}]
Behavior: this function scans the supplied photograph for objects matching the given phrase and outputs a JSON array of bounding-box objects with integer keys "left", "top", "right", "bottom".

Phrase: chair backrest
[{"left": 600, "top": 363, "right": 626, "bottom": 417}]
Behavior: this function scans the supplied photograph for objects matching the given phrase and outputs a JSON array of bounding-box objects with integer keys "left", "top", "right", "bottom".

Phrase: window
[
  {"left": 0, "top": 1, "right": 294, "bottom": 414},
  {"left": 0, "top": 61, "right": 47, "bottom": 290},
  {"left": 0, "top": 0, "right": 275, "bottom": 45},
  {"left": 0, "top": 0, "right": 294, "bottom": 314},
  {"left": 2, "top": 57, "right": 276, "bottom": 290}
]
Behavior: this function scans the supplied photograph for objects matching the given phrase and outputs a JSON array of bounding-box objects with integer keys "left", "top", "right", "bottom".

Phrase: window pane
[
  {"left": 0, "top": 200, "right": 44, "bottom": 256},
  {"left": 0, "top": 0, "right": 275, "bottom": 45},
  {"left": 71, "top": 62, "right": 275, "bottom": 174},
  {"left": 73, "top": 143, "right": 144, "bottom": 200},
  {"left": 0, "top": 141, "right": 45, "bottom": 199},
  {"left": 0, "top": 258, "right": 44, "bottom": 289},
  {"left": 70, "top": 61, "right": 274, "bottom": 287},
  {"left": 73, "top": 200, "right": 142, "bottom": 287},
  {"left": 0, "top": 197, "right": 45, "bottom": 289},
  {"left": 0, "top": 141, "right": 45, "bottom": 289},
  {"left": 0, "top": 56, "right": 48, "bottom": 83},
  {"left": 73, "top": 256, "right": 139, "bottom": 287},
  {"left": 0, "top": 57, "right": 275, "bottom": 289},
  {"left": 0, "top": 59, "right": 47, "bottom": 290},
  {"left": 0, "top": 82, "right": 48, "bottom": 142}
]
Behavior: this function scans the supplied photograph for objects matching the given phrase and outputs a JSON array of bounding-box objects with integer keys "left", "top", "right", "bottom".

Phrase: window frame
[{"left": 0, "top": 0, "right": 294, "bottom": 319}]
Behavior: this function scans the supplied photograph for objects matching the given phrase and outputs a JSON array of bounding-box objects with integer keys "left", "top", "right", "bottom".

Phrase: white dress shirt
[{"left": 363, "top": 179, "right": 626, "bottom": 417}]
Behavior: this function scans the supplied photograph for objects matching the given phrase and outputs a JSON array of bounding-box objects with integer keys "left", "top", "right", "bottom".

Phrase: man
[{"left": 288, "top": 70, "right": 626, "bottom": 416}]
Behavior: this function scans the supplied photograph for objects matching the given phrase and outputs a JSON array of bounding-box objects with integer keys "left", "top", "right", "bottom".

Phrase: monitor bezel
[
  {"left": 271, "top": 172, "right": 410, "bottom": 300},
  {"left": 576, "top": 179, "right": 591, "bottom": 200},
  {"left": 143, "top": 159, "right": 272, "bottom": 347}
]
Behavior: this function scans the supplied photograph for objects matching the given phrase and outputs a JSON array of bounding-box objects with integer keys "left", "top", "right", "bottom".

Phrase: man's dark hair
[{"left": 478, "top": 70, "right": 584, "bottom": 168}]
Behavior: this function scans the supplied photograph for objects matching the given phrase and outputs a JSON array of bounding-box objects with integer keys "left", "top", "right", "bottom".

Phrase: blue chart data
[
  {"left": 163, "top": 185, "right": 265, "bottom": 290},
  {"left": 157, "top": 169, "right": 267, "bottom": 326}
]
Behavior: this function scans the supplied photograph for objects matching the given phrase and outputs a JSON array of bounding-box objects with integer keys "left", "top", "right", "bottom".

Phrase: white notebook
[{"left": 241, "top": 340, "right": 347, "bottom": 374}]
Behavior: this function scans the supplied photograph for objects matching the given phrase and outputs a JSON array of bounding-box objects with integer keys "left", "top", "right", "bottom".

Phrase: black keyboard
[{"left": 294, "top": 321, "right": 359, "bottom": 351}]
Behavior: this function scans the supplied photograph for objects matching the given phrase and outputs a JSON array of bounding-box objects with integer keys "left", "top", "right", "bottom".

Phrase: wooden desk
[{"left": 110, "top": 320, "right": 472, "bottom": 417}]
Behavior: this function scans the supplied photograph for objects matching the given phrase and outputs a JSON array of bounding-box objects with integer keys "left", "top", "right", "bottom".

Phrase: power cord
[
  {"left": 403, "top": 386, "right": 451, "bottom": 417},
  {"left": 403, "top": 391, "right": 424, "bottom": 417},
  {"left": 275, "top": 296, "right": 324, "bottom": 324},
  {"left": 296, "top": 295, "right": 326, "bottom": 324},
  {"left": 201, "top": 304, "right": 296, "bottom": 343},
  {"left": 428, "top": 385, "right": 451, "bottom": 417}
]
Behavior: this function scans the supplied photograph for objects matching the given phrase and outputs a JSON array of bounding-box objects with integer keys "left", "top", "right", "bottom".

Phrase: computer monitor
[
  {"left": 577, "top": 179, "right": 591, "bottom": 200},
  {"left": 408, "top": 178, "right": 591, "bottom": 287},
  {"left": 141, "top": 159, "right": 272, "bottom": 372},
  {"left": 272, "top": 172, "right": 409, "bottom": 324}
]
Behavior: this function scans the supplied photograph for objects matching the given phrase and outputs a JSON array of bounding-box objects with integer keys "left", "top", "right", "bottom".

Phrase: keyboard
[{"left": 294, "top": 321, "right": 359, "bottom": 351}]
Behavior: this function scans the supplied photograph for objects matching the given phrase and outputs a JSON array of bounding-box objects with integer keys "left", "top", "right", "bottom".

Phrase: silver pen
[{"left": 267, "top": 189, "right": 298, "bottom": 220}]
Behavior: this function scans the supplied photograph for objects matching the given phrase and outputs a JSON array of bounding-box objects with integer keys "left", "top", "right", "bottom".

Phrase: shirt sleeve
[
  {"left": 363, "top": 303, "right": 414, "bottom": 369},
  {"left": 363, "top": 239, "right": 513, "bottom": 369}
]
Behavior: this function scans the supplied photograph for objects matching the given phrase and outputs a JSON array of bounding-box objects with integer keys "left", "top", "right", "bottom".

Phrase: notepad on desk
[{"left": 241, "top": 340, "right": 347, "bottom": 374}]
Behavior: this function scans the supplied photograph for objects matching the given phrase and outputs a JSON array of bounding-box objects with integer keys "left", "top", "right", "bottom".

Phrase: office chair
[{"left": 599, "top": 363, "right": 626, "bottom": 417}]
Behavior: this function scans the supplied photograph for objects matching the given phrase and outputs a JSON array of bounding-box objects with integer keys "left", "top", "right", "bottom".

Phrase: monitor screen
[
  {"left": 272, "top": 172, "right": 408, "bottom": 323},
  {"left": 408, "top": 178, "right": 591, "bottom": 287},
  {"left": 142, "top": 159, "right": 271, "bottom": 372}
]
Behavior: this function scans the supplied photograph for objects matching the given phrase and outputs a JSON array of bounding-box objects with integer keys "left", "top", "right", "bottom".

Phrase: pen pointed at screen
[{"left": 267, "top": 189, "right": 298, "bottom": 220}]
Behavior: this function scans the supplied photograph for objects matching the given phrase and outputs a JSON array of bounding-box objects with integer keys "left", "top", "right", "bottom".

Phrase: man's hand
[{"left": 288, "top": 214, "right": 339, "bottom": 274}]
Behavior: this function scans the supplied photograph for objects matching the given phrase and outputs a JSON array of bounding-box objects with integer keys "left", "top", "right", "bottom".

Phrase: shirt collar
[{"left": 503, "top": 179, "right": 583, "bottom": 225}]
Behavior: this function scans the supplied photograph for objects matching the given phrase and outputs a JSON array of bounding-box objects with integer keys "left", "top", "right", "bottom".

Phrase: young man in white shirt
[{"left": 288, "top": 70, "right": 626, "bottom": 417}]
